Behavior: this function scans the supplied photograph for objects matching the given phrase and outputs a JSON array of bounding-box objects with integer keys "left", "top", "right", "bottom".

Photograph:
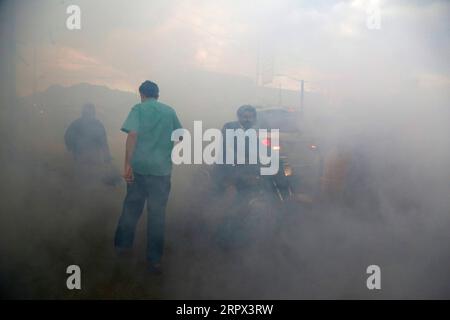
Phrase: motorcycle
[{"left": 212, "top": 163, "right": 289, "bottom": 251}]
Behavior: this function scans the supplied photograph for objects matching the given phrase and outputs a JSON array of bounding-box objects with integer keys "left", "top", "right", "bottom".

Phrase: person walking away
[
  {"left": 64, "top": 103, "right": 117, "bottom": 185},
  {"left": 114, "top": 80, "right": 182, "bottom": 274}
]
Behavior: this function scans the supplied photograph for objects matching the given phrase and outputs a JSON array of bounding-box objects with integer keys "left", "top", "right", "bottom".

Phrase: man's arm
[
  {"left": 121, "top": 105, "right": 140, "bottom": 182},
  {"left": 123, "top": 131, "right": 137, "bottom": 183}
]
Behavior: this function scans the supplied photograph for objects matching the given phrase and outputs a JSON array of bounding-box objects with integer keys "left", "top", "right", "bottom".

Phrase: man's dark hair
[
  {"left": 237, "top": 105, "right": 256, "bottom": 117},
  {"left": 139, "top": 80, "right": 159, "bottom": 99}
]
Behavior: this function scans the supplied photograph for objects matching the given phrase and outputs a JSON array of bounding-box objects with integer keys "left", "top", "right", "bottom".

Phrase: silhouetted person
[
  {"left": 64, "top": 103, "right": 111, "bottom": 164},
  {"left": 222, "top": 104, "right": 258, "bottom": 162},
  {"left": 214, "top": 105, "right": 259, "bottom": 191},
  {"left": 114, "top": 80, "right": 182, "bottom": 274}
]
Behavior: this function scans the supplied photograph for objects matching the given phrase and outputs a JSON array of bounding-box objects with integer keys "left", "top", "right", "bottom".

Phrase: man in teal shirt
[{"left": 114, "top": 80, "right": 182, "bottom": 273}]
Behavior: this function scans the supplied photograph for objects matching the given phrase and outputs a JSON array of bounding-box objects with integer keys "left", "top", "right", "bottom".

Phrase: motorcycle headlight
[{"left": 283, "top": 164, "right": 293, "bottom": 177}]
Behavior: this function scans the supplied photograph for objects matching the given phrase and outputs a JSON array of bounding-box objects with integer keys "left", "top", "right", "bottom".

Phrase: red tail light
[
  {"left": 262, "top": 137, "right": 280, "bottom": 150},
  {"left": 262, "top": 138, "right": 271, "bottom": 146}
]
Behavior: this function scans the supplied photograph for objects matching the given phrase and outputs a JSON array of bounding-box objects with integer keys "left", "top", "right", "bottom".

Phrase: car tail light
[
  {"left": 262, "top": 136, "right": 280, "bottom": 150},
  {"left": 262, "top": 138, "right": 271, "bottom": 146},
  {"left": 283, "top": 164, "right": 293, "bottom": 176}
]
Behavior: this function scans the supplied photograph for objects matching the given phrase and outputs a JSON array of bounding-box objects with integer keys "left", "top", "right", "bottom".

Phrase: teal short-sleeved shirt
[{"left": 121, "top": 99, "right": 182, "bottom": 176}]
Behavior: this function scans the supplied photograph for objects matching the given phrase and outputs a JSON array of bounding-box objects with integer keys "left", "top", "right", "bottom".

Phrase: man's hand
[
  {"left": 123, "top": 163, "right": 134, "bottom": 183},
  {"left": 123, "top": 131, "right": 137, "bottom": 183}
]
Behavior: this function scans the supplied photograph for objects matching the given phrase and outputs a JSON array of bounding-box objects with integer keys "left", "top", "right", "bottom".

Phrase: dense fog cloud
[{"left": 0, "top": 0, "right": 449, "bottom": 298}]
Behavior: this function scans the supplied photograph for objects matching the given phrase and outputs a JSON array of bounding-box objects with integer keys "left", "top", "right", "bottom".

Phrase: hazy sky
[
  {"left": 12, "top": 0, "right": 450, "bottom": 100},
  {"left": 2, "top": 1, "right": 450, "bottom": 299}
]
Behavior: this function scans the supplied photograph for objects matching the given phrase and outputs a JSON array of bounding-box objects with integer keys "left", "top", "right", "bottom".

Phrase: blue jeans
[{"left": 114, "top": 173, "right": 171, "bottom": 264}]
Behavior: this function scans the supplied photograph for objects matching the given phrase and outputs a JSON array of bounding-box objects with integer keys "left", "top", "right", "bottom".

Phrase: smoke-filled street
[{"left": 0, "top": 0, "right": 449, "bottom": 301}]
